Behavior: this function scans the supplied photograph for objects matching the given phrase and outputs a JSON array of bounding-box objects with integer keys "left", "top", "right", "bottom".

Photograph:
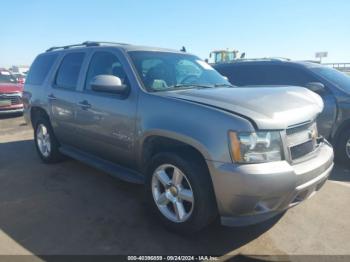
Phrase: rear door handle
[
  {"left": 48, "top": 94, "right": 57, "bottom": 101},
  {"left": 77, "top": 100, "right": 91, "bottom": 110}
]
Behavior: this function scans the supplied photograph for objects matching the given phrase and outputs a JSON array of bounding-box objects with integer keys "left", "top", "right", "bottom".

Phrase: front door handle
[
  {"left": 77, "top": 100, "right": 91, "bottom": 110},
  {"left": 48, "top": 94, "right": 57, "bottom": 101}
]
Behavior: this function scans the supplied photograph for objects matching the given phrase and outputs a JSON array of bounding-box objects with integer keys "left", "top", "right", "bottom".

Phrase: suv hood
[
  {"left": 162, "top": 86, "right": 323, "bottom": 130},
  {"left": 0, "top": 83, "right": 23, "bottom": 94}
]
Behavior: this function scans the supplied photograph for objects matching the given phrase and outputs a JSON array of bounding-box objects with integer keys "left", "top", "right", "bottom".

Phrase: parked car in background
[
  {"left": 23, "top": 42, "right": 333, "bottom": 232},
  {"left": 214, "top": 59, "right": 350, "bottom": 165},
  {"left": 9, "top": 65, "right": 30, "bottom": 76},
  {"left": 11, "top": 73, "right": 26, "bottom": 84},
  {"left": 0, "top": 69, "right": 24, "bottom": 115}
]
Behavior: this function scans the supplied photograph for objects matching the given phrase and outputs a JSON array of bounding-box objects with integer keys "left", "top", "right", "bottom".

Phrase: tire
[
  {"left": 146, "top": 152, "right": 217, "bottom": 233},
  {"left": 34, "top": 117, "right": 63, "bottom": 163},
  {"left": 335, "top": 129, "right": 350, "bottom": 166}
]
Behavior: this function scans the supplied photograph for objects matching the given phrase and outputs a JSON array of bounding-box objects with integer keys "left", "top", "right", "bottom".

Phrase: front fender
[{"left": 136, "top": 92, "right": 255, "bottom": 165}]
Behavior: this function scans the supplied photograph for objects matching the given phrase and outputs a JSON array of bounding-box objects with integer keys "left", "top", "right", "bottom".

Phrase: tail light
[{"left": 22, "top": 91, "right": 31, "bottom": 108}]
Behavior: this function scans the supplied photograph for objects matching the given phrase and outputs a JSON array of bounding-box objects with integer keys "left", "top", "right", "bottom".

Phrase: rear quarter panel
[{"left": 23, "top": 52, "right": 63, "bottom": 126}]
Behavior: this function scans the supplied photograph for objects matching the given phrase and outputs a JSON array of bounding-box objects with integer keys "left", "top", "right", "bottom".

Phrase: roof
[{"left": 45, "top": 41, "right": 185, "bottom": 54}]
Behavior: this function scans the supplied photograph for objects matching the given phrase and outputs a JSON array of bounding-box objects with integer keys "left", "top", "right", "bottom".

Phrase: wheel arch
[
  {"left": 139, "top": 131, "right": 212, "bottom": 172},
  {"left": 139, "top": 131, "right": 219, "bottom": 193},
  {"left": 141, "top": 133, "right": 219, "bottom": 226},
  {"left": 30, "top": 106, "right": 51, "bottom": 127}
]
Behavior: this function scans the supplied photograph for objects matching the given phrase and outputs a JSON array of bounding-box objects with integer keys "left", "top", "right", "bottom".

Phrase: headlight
[{"left": 229, "top": 131, "right": 283, "bottom": 163}]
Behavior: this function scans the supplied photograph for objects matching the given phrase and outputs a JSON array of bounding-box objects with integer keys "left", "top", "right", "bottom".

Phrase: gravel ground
[{"left": 0, "top": 114, "right": 349, "bottom": 260}]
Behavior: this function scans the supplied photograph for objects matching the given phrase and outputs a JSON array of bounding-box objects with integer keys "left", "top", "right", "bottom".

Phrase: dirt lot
[{"left": 0, "top": 115, "right": 349, "bottom": 259}]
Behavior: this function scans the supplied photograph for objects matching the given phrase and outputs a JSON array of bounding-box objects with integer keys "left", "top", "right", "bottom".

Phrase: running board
[{"left": 59, "top": 146, "right": 144, "bottom": 184}]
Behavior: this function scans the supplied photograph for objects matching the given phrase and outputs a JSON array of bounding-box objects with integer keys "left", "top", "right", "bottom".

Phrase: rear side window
[
  {"left": 218, "top": 64, "right": 316, "bottom": 87},
  {"left": 217, "top": 66, "right": 256, "bottom": 86},
  {"left": 55, "top": 52, "right": 85, "bottom": 90},
  {"left": 26, "top": 54, "right": 58, "bottom": 85}
]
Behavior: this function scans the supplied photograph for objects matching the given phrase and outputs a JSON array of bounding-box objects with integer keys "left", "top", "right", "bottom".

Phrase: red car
[{"left": 0, "top": 69, "right": 24, "bottom": 114}]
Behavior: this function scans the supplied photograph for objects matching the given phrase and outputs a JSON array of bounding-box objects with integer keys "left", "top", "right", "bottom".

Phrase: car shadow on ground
[
  {"left": 0, "top": 113, "right": 23, "bottom": 120},
  {"left": 0, "top": 139, "right": 282, "bottom": 256}
]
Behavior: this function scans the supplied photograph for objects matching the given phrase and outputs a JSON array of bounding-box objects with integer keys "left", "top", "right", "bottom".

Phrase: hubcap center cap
[{"left": 168, "top": 185, "right": 178, "bottom": 197}]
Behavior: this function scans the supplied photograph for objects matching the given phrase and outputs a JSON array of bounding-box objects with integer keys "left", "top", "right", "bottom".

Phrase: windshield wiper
[
  {"left": 214, "top": 83, "right": 235, "bottom": 88},
  {"left": 153, "top": 83, "right": 230, "bottom": 92},
  {"left": 170, "top": 84, "right": 214, "bottom": 89}
]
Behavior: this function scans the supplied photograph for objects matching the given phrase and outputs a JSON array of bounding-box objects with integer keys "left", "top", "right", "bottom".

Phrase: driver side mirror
[
  {"left": 90, "top": 75, "right": 128, "bottom": 95},
  {"left": 305, "top": 82, "right": 325, "bottom": 93}
]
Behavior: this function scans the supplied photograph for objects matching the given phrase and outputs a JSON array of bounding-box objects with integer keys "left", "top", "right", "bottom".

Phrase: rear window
[
  {"left": 55, "top": 52, "right": 85, "bottom": 90},
  {"left": 26, "top": 54, "right": 58, "bottom": 85}
]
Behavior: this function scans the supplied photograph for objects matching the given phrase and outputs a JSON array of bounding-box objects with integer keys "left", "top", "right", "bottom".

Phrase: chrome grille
[
  {"left": 286, "top": 121, "right": 314, "bottom": 136},
  {"left": 286, "top": 121, "right": 318, "bottom": 160},
  {"left": 0, "top": 93, "right": 22, "bottom": 105}
]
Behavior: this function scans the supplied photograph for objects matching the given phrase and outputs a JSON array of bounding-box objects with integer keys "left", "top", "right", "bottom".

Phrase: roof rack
[
  {"left": 214, "top": 57, "right": 291, "bottom": 64},
  {"left": 268, "top": 57, "right": 291, "bottom": 61},
  {"left": 46, "top": 41, "right": 130, "bottom": 52},
  {"left": 236, "top": 57, "right": 291, "bottom": 62}
]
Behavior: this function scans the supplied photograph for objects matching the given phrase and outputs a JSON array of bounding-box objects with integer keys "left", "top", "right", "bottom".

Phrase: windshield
[
  {"left": 310, "top": 66, "right": 350, "bottom": 93},
  {"left": 128, "top": 51, "right": 230, "bottom": 91},
  {"left": 0, "top": 70, "right": 18, "bottom": 84}
]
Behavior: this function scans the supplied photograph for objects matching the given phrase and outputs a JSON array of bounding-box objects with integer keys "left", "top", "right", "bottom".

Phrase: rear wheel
[
  {"left": 146, "top": 152, "right": 217, "bottom": 233},
  {"left": 34, "top": 117, "right": 63, "bottom": 163}
]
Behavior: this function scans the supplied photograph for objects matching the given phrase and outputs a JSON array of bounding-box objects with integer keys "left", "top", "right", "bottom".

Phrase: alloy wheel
[
  {"left": 36, "top": 124, "right": 51, "bottom": 158},
  {"left": 151, "top": 164, "right": 194, "bottom": 223}
]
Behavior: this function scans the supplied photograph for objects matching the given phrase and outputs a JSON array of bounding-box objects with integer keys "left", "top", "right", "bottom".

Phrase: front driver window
[{"left": 85, "top": 51, "right": 129, "bottom": 90}]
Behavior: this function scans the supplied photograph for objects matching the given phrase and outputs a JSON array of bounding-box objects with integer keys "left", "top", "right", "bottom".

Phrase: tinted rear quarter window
[
  {"left": 55, "top": 52, "right": 85, "bottom": 90},
  {"left": 26, "top": 54, "right": 58, "bottom": 85}
]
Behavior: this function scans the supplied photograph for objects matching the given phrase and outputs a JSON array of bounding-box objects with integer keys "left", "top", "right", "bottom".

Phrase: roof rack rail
[
  {"left": 46, "top": 41, "right": 130, "bottom": 52},
  {"left": 219, "top": 57, "right": 291, "bottom": 63},
  {"left": 238, "top": 57, "right": 291, "bottom": 62},
  {"left": 268, "top": 57, "right": 291, "bottom": 61},
  {"left": 83, "top": 41, "right": 130, "bottom": 46}
]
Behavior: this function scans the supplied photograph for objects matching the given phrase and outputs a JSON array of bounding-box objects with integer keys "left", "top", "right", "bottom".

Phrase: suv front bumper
[
  {"left": 207, "top": 141, "right": 334, "bottom": 226},
  {"left": 0, "top": 107, "right": 23, "bottom": 115}
]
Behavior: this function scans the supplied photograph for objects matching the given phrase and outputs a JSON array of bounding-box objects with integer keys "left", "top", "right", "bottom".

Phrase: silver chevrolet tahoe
[{"left": 23, "top": 42, "right": 334, "bottom": 232}]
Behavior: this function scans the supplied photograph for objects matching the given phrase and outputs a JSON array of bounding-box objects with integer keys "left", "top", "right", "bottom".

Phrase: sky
[{"left": 1, "top": 0, "right": 350, "bottom": 67}]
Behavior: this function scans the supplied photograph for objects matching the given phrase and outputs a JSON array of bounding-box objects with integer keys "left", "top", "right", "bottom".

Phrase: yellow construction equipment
[{"left": 209, "top": 49, "right": 245, "bottom": 64}]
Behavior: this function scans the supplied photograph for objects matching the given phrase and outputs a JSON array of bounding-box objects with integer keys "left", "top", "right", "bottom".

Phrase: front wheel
[
  {"left": 146, "top": 152, "right": 217, "bottom": 233},
  {"left": 336, "top": 130, "right": 350, "bottom": 166}
]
